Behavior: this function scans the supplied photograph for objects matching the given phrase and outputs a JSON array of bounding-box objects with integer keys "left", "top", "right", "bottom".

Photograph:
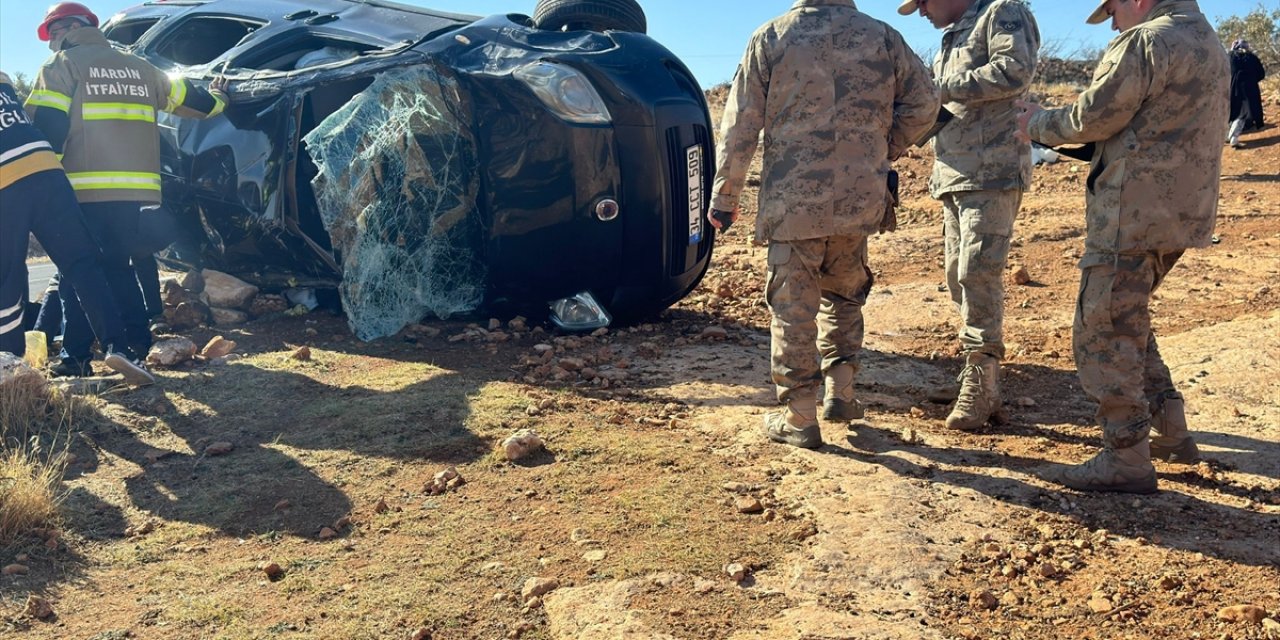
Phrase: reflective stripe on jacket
[
  {"left": 1, "top": 72, "right": 62, "bottom": 191},
  {"left": 24, "top": 28, "right": 226, "bottom": 204}
]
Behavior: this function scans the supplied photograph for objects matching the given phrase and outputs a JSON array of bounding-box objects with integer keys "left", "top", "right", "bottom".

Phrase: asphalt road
[{"left": 27, "top": 261, "right": 57, "bottom": 302}]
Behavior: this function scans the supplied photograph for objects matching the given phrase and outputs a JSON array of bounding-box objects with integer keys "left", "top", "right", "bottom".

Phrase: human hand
[
  {"left": 1015, "top": 99, "right": 1042, "bottom": 145},
  {"left": 209, "top": 76, "right": 230, "bottom": 101},
  {"left": 707, "top": 208, "right": 739, "bottom": 233}
]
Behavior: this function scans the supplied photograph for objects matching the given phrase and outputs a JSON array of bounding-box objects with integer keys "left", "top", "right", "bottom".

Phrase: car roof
[{"left": 113, "top": 0, "right": 483, "bottom": 71}]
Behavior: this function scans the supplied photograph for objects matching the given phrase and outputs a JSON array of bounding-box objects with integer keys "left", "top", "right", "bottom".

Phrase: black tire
[{"left": 532, "top": 0, "right": 647, "bottom": 33}]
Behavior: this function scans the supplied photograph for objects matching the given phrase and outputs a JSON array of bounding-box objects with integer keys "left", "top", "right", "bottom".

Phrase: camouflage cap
[
  {"left": 898, "top": 0, "right": 918, "bottom": 16},
  {"left": 1086, "top": 1, "right": 1109, "bottom": 25}
]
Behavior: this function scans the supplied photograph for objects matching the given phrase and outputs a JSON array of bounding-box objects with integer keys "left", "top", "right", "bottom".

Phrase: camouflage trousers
[
  {"left": 766, "top": 235, "right": 873, "bottom": 404},
  {"left": 1074, "top": 251, "right": 1183, "bottom": 449},
  {"left": 942, "top": 189, "right": 1021, "bottom": 359}
]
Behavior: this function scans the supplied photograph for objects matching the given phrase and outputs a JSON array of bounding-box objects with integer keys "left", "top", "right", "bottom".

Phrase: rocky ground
[{"left": 1, "top": 92, "right": 1277, "bottom": 640}]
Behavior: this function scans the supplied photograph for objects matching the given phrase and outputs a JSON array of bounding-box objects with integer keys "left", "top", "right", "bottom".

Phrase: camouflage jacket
[
  {"left": 1027, "top": 0, "right": 1228, "bottom": 258},
  {"left": 930, "top": 0, "right": 1039, "bottom": 198},
  {"left": 711, "top": 0, "right": 939, "bottom": 243}
]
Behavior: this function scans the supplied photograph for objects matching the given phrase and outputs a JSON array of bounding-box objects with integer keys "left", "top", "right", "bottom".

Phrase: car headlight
[
  {"left": 549, "top": 291, "right": 612, "bottom": 331},
  {"left": 513, "top": 61, "right": 611, "bottom": 125}
]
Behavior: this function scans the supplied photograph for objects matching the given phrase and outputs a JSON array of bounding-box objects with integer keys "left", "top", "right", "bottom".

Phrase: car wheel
[{"left": 532, "top": 0, "right": 647, "bottom": 33}]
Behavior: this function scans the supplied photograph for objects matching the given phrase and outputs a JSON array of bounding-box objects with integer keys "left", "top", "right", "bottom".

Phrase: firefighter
[
  {"left": 26, "top": 2, "right": 231, "bottom": 376},
  {"left": 1, "top": 70, "right": 152, "bottom": 385}
]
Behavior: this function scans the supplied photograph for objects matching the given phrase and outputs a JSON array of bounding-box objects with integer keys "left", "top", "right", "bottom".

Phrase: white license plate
[{"left": 686, "top": 144, "right": 703, "bottom": 245}]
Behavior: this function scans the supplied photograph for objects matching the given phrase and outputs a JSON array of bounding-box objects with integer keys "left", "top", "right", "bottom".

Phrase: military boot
[
  {"left": 822, "top": 363, "right": 864, "bottom": 422},
  {"left": 1051, "top": 442, "right": 1158, "bottom": 494},
  {"left": 945, "top": 352, "right": 1003, "bottom": 431},
  {"left": 1149, "top": 393, "right": 1200, "bottom": 463},
  {"left": 764, "top": 400, "right": 822, "bottom": 449}
]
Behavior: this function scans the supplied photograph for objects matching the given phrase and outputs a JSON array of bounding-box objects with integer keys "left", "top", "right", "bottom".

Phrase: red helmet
[{"left": 38, "top": 2, "right": 99, "bottom": 42}]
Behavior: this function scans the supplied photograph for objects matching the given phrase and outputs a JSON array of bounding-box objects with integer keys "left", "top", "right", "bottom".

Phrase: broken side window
[
  {"left": 303, "top": 66, "right": 486, "bottom": 341},
  {"left": 151, "top": 17, "right": 264, "bottom": 67}
]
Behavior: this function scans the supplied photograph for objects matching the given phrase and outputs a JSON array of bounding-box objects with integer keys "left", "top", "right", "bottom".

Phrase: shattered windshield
[{"left": 303, "top": 66, "right": 486, "bottom": 341}]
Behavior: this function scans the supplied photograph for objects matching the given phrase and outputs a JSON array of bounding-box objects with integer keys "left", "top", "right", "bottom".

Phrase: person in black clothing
[{"left": 1226, "top": 39, "right": 1266, "bottom": 147}]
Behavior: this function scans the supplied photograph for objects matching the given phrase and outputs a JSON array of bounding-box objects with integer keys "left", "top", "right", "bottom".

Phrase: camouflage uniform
[
  {"left": 1028, "top": 0, "right": 1228, "bottom": 483},
  {"left": 930, "top": 0, "right": 1039, "bottom": 360},
  {"left": 711, "top": 0, "right": 939, "bottom": 443}
]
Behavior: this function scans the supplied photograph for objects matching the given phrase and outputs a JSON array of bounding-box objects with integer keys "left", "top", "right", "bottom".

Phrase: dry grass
[{"left": 0, "top": 372, "right": 71, "bottom": 543}]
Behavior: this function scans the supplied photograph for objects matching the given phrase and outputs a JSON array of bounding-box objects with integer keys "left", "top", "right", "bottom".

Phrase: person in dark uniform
[
  {"left": 0, "top": 70, "right": 153, "bottom": 385},
  {"left": 1226, "top": 39, "right": 1266, "bottom": 147}
]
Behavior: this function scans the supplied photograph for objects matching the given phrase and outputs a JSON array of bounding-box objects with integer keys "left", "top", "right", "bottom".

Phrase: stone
[
  {"left": 162, "top": 278, "right": 197, "bottom": 307},
  {"left": 411, "top": 629, "right": 432, "bottom": 640},
  {"left": 969, "top": 589, "right": 998, "bottom": 611},
  {"left": 179, "top": 269, "right": 205, "bottom": 293},
  {"left": 200, "top": 336, "right": 237, "bottom": 360},
  {"left": 0, "top": 353, "right": 42, "bottom": 389},
  {"left": 2, "top": 564, "right": 29, "bottom": 576},
  {"left": 318, "top": 527, "right": 338, "bottom": 540},
  {"left": 725, "top": 563, "right": 747, "bottom": 583},
  {"left": 205, "top": 442, "right": 234, "bottom": 456},
  {"left": 1218, "top": 605, "right": 1268, "bottom": 624},
  {"left": 722, "top": 482, "right": 752, "bottom": 494},
  {"left": 1010, "top": 265, "right": 1032, "bottom": 285},
  {"left": 557, "top": 358, "right": 585, "bottom": 372},
  {"left": 1087, "top": 594, "right": 1113, "bottom": 614},
  {"left": 1156, "top": 575, "right": 1181, "bottom": 591},
  {"left": 700, "top": 325, "right": 729, "bottom": 340},
  {"left": 274, "top": 500, "right": 291, "bottom": 511},
  {"left": 165, "top": 300, "right": 210, "bottom": 330},
  {"left": 735, "top": 497, "right": 764, "bottom": 514},
  {"left": 147, "top": 337, "right": 198, "bottom": 367},
  {"left": 425, "top": 467, "right": 465, "bottom": 495},
  {"left": 202, "top": 269, "right": 259, "bottom": 309},
  {"left": 1016, "top": 397, "right": 1037, "bottom": 408},
  {"left": 509, "top": 316, "right": 528, "bottom": 332},
  {"left": 261, "top": 562, "right": 284, "bottom": 580},
  {"left": 23, "top": 595, "right": 54, "bottom": 619},
  {"left": 211, "top": 307, "right": 249, "bottom": 327},
  {"left": 291, "top": 346, "right": 312, "bottom": 361},
  {"left": 249, "top": 294, "right": 290, "bottom": 317},
  {"left": 521, "top": 577, "right": 559, "bottom": 601},
  {"left": 502, "top": 430, "right": 545, "bottom": 462},
  {"left": 583, "top": 550, "right": 607, "bottom": 562},
  {"left": 1262, "top": 618, "right": 1280, "bottom": 639}
]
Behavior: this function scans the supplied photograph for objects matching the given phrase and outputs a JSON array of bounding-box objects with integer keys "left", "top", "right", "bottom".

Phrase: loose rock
[
  {"left": 700, "top": 325, "right": 729, "bottom": 340},
  {"left": 426, "top": 467, "right": 465, "bottom": 495},
  {"left": 211, "top": 307, "right": 249, "bottom": 327},
  {"left": 261, "top": 562, "right": 284, "bottom": 580},
  {"left": 521, "top": 577, "right": 559, "bottom": 601},
  {"left": 202, "top": 269, "right": 259, "bottom": 309},
  {"left": 290, "top": 346, "right": 312, "bottom": 361},
  {"left": 502, "top": 430, "right": 545, "bottom": 462},
  {"left": 147, "top": 337, "right": 198, "bottom": 367},
  {"left": 969, "top": 589, "right": 998, "bottom": 611},
  {"left": 1219, "top": 605, "right": 1268, "bottom": 624},
  {"left": 725, "top": 563, "right": 748, "bottom": 583},
  {"left": 23, "top": 595, "right": 54, "bottom": 619},
  {"left": 201, "top": 336, "right": 237, "bottom": 360},
  {"left": 2, "top": 564, "right": 29, "bottom": 576},
  {"left": 318, "top": 527, "right": 338, "bottom": 540},
  {"left": 1010, "top": 264, "right": 1032, "bottom": 285},
  {"left": 735, "top": 497, "right": 764, "bottom": 514},
  {"left": 204, "top": 442, "right": 235, "bottom": 456}
]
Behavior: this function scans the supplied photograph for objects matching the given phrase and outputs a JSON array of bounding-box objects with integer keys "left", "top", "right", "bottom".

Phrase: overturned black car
[{"left": 101, "top": 0, "right": 715, "bottom": 339}]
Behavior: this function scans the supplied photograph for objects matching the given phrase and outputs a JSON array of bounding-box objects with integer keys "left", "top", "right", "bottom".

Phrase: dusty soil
[{"left": 2, "top": 92, "right": 1278, "bottom": 640}]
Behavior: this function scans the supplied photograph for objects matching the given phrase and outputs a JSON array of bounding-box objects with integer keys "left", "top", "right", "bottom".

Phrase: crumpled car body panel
[{"left": 103, "top": 0, "right": 715, "bottom": 339}]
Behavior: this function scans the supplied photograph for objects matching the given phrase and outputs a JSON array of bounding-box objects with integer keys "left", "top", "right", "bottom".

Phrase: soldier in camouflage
[
  {"left": 709, "top": 0, "right": 939, "bottom": 449},
  {"left": 1018, "top": 0, "right": 1227, "bottom": 493},
  {"left": 900, "top": 0, "right": 1040, "bottom": 431}
]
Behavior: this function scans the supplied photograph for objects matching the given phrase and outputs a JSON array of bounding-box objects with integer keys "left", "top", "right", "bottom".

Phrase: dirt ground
[{"left": 1, "top": 91, "right": 1278, "bottom": 640}]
